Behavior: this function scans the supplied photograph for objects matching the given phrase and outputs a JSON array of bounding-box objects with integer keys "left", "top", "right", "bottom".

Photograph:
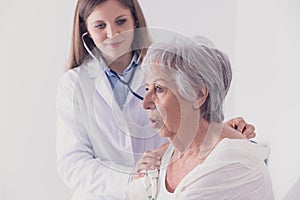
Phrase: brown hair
[{"left": 67, "top": 0, "right": 151, "bottom": 70}]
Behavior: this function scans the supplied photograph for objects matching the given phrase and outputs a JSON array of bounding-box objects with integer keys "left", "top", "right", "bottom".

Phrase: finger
[
  {"left": 143, "top": 151, "right": 162, "bottom": 160},
  {"left": 245, "top": 131, "right": 256, "bottom": 139},
  {"left": 138, "top": 156, "right": 161, "bottom": 167},
  {"left": 226, "top": 117, "right": 245, "bottom": 131},
  {"left": 134, "top": 153, "right": 161, "bottom": 175},
  {"left": 229, "top": 117, "right": 243, "bottom": 127},
  {"left": 138, "top": 152, "right": 161, "bottom": 165},
  {"left": 134, "top": 163, "right": 158, "bottom": 174},
  {"left": 133, "top": 172, "right": 145, "bottom": 180},
  {"left": 241, "top": 124, "right": 255, "bottom": 135},
  {"left": 236, "top": 121, "right": 248, "bottom": 133}
]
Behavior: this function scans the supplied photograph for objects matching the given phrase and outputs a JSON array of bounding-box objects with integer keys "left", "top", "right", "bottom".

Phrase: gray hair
[{"left": 142, "top": 36, "right": 232, "bottom": 122}]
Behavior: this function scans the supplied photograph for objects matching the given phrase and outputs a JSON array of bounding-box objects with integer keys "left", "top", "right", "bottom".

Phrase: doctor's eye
[
  {"left": 116, "top": 19, "right": 126, "bottom": 26},
  {"left": 95, "top": 23, "right": 106, "bottom": 29}
]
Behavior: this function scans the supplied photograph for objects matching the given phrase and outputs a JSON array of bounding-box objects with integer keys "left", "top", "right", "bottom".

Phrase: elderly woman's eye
[{"left": 155, "top": 85, "right": 164, "bottom": 93}]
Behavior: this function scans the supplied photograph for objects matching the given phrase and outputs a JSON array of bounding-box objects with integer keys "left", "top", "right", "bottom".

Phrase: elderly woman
[{"left": 126, "top": 36, "right": 274, "bottom": 199}]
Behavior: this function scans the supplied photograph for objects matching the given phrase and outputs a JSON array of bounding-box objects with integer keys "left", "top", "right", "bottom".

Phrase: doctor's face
[
  {"left": 142, "top": 65, "right": 197, "bottom": 142},
  {"left": 86, "top": 0, "right": 135, "bottom": 60}
]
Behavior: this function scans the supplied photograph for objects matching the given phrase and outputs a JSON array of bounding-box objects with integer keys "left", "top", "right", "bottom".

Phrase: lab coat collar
[
  {"left": 85, "top": 50, "right": 140, "bottom": 79},
  {"left": 84, "top": 50, "right": 145, "bottom": 110},
  {"left": 85, "top": 49, "right": 107, "bottom": 79}
]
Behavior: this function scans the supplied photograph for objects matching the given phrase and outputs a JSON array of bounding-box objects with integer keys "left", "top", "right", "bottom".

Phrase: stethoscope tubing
[
  {"left": 109, "top": 69, "right": 144, "bottom": 101},
  {"left": 82, "top": 32, "right": 144, "bottom": 101}
]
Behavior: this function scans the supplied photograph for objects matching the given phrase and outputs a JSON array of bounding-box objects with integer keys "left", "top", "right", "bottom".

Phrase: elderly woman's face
[{"left": 142, "top": 65, "right": 199, "bottom": 142}]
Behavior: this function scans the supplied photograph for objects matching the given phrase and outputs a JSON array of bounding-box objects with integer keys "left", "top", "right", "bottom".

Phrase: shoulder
[
  {"left": 58, "top": 67, "right": 80, "bottom": 89},
  {"left": 58, "top": 67, "right": 80, "bottom": 86},
  {"left": 58, "top": 59, "right": 97, "bottom": 92},
  {"left": 176, "top": 139, "right": 272, "bottom": 197},
  {"left": 211, "top": 138, "right": 270, "bottom": 167},
  {"left": 56, "top": 68, "right": 82, "bottom": 108},
  {"left": 57, "top": 67, "right": 83, "bottom": 99}
]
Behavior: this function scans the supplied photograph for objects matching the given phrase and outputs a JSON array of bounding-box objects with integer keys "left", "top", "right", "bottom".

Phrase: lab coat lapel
[
  {"left": 86, "top": 57, "right": 131, "bottom": 135},
  {"left": 86, "top": 58, "right": 114, "bottom": 109}
]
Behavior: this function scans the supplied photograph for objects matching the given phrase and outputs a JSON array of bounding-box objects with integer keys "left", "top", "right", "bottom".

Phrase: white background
[{"left": 0, "top": 0, "right": 299, "bottom": 199}]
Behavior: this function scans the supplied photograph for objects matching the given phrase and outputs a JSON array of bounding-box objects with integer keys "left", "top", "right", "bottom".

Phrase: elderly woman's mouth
[{"left": 149, "top": 118, "right": 161, "bottom": 129}]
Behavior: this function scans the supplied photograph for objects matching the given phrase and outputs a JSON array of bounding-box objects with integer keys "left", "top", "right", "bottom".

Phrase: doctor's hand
[
  {"left": 133, "top": 150, "right": 161, "bottom": 180},
  {"left": 226, "top": 117, "right": 256, "bottom": 139},
  {"left": 133, "top": 142, "right": 169, "bottom": 180}
]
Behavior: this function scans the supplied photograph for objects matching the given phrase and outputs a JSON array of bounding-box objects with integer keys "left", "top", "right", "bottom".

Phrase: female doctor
[{"left": 56, "top": 0, "right": 256, "bottom": 199}]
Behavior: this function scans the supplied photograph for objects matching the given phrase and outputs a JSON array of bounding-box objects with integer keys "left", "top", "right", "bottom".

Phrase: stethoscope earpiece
[{"left": 81, "top": 32, "right": 99, "bottom": 62}]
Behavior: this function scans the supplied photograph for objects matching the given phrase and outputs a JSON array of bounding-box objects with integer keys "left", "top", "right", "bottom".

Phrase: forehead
[
  {"left": 87, "top": 0, "right": 132, "bottom": 21},
  {"left": 145, "top": 64, "right": 178, "bottom": 88},
  {"left": 145, "top": 64, "right": 188, "bottom": 103}
]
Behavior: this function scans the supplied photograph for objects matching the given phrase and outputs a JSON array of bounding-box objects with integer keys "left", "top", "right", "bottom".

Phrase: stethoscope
[
  {"left": 109, "top": 68, "right": 144, "bottom": 101},
  {"left": 140, "top": 169, "right": 158, "bottom": 199},
  {"left": 82, "top": 32, "right": 144, "bottom": 101}
]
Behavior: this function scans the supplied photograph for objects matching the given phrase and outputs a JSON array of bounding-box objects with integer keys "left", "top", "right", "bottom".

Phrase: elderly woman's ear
[{"left": 193, "top": 86, "right": 208, "bottom": 110}]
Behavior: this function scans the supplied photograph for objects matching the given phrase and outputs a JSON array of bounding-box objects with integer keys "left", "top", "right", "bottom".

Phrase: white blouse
[{"left": 127, "top": 138, "right": 274, "bottom": 200}]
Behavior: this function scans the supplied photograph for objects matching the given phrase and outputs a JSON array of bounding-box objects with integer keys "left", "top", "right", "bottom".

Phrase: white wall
[
  {"left": 235, "top": 0, "right": 300, "bottom": 199},
  {"left": 0, "top": 0, "right": 75, "bottom": 199},
  {"left": 1, "top": 0, "right": 299, "bottom": 199}
]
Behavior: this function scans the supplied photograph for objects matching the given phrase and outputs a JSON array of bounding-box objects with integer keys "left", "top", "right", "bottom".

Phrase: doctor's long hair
[{"left": 67, "top": 0, "right": 151, "bottom": 70}]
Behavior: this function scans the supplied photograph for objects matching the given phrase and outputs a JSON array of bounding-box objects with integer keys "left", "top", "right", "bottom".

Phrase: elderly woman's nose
[{"left": 142, "top": 90, "right": 155, "bottom": 110}]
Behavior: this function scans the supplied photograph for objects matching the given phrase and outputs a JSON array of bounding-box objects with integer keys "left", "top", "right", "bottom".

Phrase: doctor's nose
[
  {"left": 106, "top": 25, "right": 119, "bottom": 38},
  {"left": 142, "top": 90, "right": 155, "bottom": 110}
]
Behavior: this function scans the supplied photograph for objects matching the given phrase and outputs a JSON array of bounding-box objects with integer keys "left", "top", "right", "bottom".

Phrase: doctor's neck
[{"left": 104, "top": 52, "right": 134, "bottom": 74}]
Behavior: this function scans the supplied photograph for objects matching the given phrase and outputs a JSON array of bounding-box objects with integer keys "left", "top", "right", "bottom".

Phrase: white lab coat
[{"left": 56, "top": 56, "right": 166, "bottom": 200}]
